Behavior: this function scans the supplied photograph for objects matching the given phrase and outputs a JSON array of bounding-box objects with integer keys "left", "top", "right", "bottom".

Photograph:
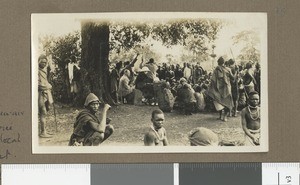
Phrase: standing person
[
  {"left": 144, "top": 109, "right": 169, "bottom": 146},
  {"left": 165, "top": 65, "right": 175, "bottom": 83},
  {"left": 254, "top": 63, "right": 261, "bottom": 94},
  {"left": 207, "top": 57, "right": 234, "bottom": 121},
  {"left": 241, "top": 91, "right": 260, "bottom": 146},
  {"left": 38, "top": 54, "right": 54, "bottom": 138},
  {"left": 69, "top": 55, "right": 81, "bottom": 101},
  {"left": 183, "top": 63, "right": 192, "bottom": 83},
  {"left": 193, "top": 63, "right": 203, "bottom": 84},
  {"left": 68, "top": 93, "right": 114, "bottom": 146},
  {"left": 243, "top": 61, "right": 257, "bottom": 95},
  {"left": 110, "top": 63, "right": 120, "bottom": 104},
  {"left": 228, "top": 59, "right": 239, "bottom": 117},
  {"left": 174, "top": 64, "right": 183, "bottom": 81}
]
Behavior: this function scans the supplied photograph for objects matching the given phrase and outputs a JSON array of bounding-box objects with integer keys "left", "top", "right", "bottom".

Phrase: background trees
[
  {"left": 39, "top": 32, "right": 81, "bottom": 103},
  {"left": 232, "top": 30, "right": 260, "bottom": 64},
  {"left": 40, "top": 18, "right": 223, "bottom": 105},
  {"left": 80, "top": 18, "right": 223, "bottom": 105}
]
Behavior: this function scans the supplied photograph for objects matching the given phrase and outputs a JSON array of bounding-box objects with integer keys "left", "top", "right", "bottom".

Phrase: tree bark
[{"left": 78, "top": 21, "right": 115, "bottom": 106}]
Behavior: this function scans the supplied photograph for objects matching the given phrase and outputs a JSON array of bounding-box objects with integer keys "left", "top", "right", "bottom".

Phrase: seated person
[
  {"left": 144, "top": 109, "right": 169, "bottom": 146},
  {"left": 135, "top": 67, "right": 154, "bottom": 104},
  {"left": 241, "top": 91, "right": 260, "bottom": 146},
  {"left": 194, "top": 85, "right": 206, "bottom": 112},
  {"left": 157, "top": 81, "right": 175, "bottom": 112},
  {"left": 189, "top": 127, "right": 239, "bottom": 146},
  {"left": 178, "top": 82, "right": 196, "bottom": 115},
  {"left": 118, "top": 69, "right": 135, "bottom": 104},
  {"left": 68, "top": 93, "right": 114, "bottom": 146}
]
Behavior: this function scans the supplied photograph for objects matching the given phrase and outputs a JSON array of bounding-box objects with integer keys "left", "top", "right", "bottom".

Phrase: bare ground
[{"left": 39, "top": 104, "right": 245, "bottom": 146}]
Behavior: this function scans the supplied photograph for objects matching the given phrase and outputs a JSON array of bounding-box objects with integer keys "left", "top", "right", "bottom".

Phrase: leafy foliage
[
  {"left": 40, "top": 19, "right": 224, "bottom": 104},
  {"left": 40, "top": 31, "right": 81, "bottom": 103},
  {"left": 232, "top": 30, "right": 260, "bottom": 63},
  {"left": 109, "top": 19, "right": 224, "bottom": 64}
]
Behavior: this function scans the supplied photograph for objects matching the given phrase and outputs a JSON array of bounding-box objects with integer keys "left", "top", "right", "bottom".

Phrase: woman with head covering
[{"left": 207, "top": 57, "right": 234, "bottom": 121}]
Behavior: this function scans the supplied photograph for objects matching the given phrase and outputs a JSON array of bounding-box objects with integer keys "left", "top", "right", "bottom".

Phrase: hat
[
  {"left": 84, "top": 93, "right": 102, "bottom": 107},
  {"left": 179, "top": 77, "right": 187, "bottom": 84},
  {"left": 189, "top": 127, "right": 219, "bottom": 146},
  {"left": 138, "top": 66, "right": 150, "bottom": 72}
]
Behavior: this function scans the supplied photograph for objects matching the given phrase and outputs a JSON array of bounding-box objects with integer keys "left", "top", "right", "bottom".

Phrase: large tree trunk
[{"left": 78, "top": 21, "right": 115, "bottom": 106}]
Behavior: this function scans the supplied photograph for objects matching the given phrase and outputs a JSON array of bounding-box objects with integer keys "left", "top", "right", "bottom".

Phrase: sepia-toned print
[{"left": 32, "top": 12, "right": 268, "bottom": 153}]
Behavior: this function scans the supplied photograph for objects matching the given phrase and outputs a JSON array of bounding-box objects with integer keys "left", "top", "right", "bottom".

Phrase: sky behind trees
[{"left": 33, "top": 12, "right": 266, "bottom": 70}]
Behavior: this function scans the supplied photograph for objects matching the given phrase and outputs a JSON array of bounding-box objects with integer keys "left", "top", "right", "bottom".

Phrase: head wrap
[
  {"left": 139, "top": 66, "right": 150, "bottom": 72},
  {"left": 84, "top": 93, "right": 102, "bottom": 107},
  {"left": 38, "top": 54, "right": 47, "bottom": 63}
]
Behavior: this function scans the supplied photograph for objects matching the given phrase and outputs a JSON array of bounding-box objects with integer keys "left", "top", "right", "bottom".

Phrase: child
[
  {"left": 241, "top": 91, "right": 260, "bottom": 146},
  {"left": 144, "top": 109, "right": 169, "bottom": 146}
]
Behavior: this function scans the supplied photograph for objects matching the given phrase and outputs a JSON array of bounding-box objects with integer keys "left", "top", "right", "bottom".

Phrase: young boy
[
  {"left": 241, "top": 91, "right": 260, "bottom": 146},
  {"left": 144, "top": 109, "right": 169, "bottom": 146},
  {"left": 68, "top": 93, "right": 114, "bottom": 146}
]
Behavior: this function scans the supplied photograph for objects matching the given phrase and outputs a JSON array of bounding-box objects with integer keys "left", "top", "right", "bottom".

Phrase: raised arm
[
  {"left": 88, "top": 104, "right": 111, "bottom": 133},
  {"left": 139, "top": 55, "right": 145, "bottom": 69},
  {"left": 129, "top": 53, "right": 139, "bottom": 67}
]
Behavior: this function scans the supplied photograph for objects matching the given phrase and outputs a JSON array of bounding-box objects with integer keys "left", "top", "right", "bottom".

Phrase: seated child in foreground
[
  {"left": 144, "top": 109, "right": 169, "bottom": 146},
  {"left": 241, "top": 91, "right": 260, "bottom": 146}
]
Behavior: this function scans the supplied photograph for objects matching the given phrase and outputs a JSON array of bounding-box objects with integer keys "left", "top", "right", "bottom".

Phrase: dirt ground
[{"left": 39, "top": 104, "right": 245, "bottom": 146}]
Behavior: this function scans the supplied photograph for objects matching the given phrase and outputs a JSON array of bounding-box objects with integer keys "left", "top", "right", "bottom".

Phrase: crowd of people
[
  {"left": 38, "top": 52, "right": 261, "bottom": 146},
  {"left": 109, "top": 53, "right": 261, "bottom": 118}
]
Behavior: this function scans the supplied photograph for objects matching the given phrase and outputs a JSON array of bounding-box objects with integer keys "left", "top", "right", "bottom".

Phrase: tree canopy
[
  {"left": 232, "top": 30, "right": 260, "bottom": 63},
  {"left": 109, "top": 18, "right": 224, "bottom": 63}
]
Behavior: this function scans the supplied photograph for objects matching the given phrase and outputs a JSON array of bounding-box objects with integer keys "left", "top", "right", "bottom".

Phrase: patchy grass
[{"left": 39, "top": 104, "right": 245, "bottom": 146}]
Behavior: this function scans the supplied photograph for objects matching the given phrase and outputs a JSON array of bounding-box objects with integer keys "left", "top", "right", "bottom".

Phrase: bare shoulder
[
  {"left": 161, "top": 127, "right": 167, "bottom": 134},
  {"left": 241, "top": 107, "right": 248, "bottom": 115},
  {"left": 144, "top": 129, "right": 156, "bottom": 138}
]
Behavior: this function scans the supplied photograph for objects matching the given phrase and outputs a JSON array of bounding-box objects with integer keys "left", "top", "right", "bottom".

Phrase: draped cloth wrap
[
  {"left": 207, "top": 66, "right": 233, "bottom": 110},
  {"left": 189, "top": 127, "right": 219, "bottom": 146},
  {"left": 69, "top": 109, "right": 101, "bottom": 146}
]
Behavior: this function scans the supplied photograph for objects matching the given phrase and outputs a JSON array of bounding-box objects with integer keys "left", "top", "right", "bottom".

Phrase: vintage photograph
[{"left": 32, "top": 12, "right": 268, "bottom": 153}]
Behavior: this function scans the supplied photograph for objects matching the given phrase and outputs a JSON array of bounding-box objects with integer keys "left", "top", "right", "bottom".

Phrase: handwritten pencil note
[{"left": 0, "top": 111, "right": 24, "bottom": 160}]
